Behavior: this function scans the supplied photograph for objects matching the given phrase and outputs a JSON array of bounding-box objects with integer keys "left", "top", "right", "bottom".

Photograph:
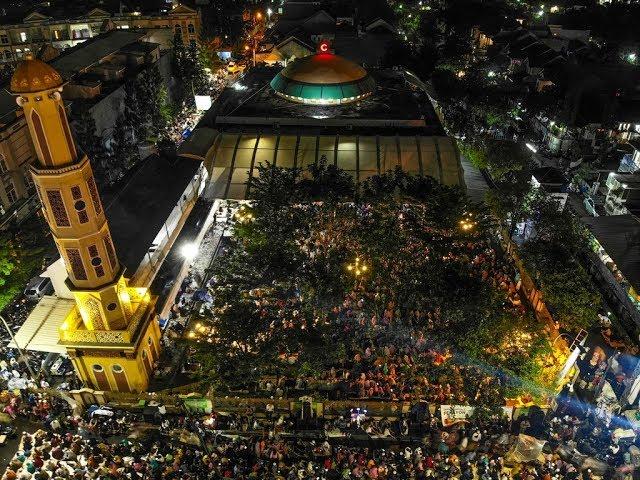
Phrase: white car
[{"left": 24, "top": 276, "right": 53, "bottom": 301}]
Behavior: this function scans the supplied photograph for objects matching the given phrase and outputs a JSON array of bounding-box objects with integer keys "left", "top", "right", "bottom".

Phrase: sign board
[{"left": 440, "top": 405, "right": 513, "bottom": 427}]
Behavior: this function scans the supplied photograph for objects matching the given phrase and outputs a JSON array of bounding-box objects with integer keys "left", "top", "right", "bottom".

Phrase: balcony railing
[{"left": 59, "top": 296, "right": 155, "bottom": 345}]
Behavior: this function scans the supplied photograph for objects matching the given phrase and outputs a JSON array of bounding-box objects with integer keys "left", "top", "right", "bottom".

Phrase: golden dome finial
[{"left": 10, "top": 53, "right": 63, "bottom": 94}]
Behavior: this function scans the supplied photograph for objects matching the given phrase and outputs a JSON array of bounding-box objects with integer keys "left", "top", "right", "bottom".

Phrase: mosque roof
[
  {"left": 270, "top": 51, "right": 375, "bottom": 104},
  {"left": 10, "top": 54, "right": 63, "bottom": 94}
]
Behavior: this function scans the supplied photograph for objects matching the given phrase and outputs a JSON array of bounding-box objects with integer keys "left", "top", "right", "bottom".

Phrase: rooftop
[
  {"left": 583, "top": 214, "right": 640, "bottom": 294},
  {"left": 50, "top": 30, "right": 149, "bottom": 79},
  {"left": 104, "top": 153, "right": 202, "bottom": 275},
  {"left": 200, "top": 66, "right": 445, "bottom": 137}
]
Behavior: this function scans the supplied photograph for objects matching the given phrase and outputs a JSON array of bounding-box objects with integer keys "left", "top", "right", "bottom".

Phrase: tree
[
  {"left": 71, "top": 105, "right": 122, "bottom": 186},
  {"left": 247, "top": 161, "right": 299, "bottom": 210},
  {"left": 298, "top": 156, "right": 355, "bottom": 201},
  {"left": 171, "top": 32, "right": 210, "bottom": 107},
  {"left": 0, "top": 237, "right": 16, "bottom": 288},
  {"left": 138, "top": 65, "right": 171, "bottom": 138},
  {"left": 111, "top": 112, "right": 140, "bottom": 170},
  {"left": 123, "top": 79, "right": 148, "bottom": 142}
]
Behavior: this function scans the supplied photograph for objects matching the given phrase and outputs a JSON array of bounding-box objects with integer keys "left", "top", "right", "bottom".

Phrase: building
[
  {"left": 0, "top": 29, "right": 173, "bottom": 215},
  {"left": 583, "top": 214, "right": 640, "bottom": 333},
  {"left": 604, "top": 171, "right": 640, "bottom": 216},
  {"left": 0, "top": 2, "right": 199, "bottom": 63},
  {"left": 179, "top": 44, "right": 465, "bottom": 199},
  {"left": 0, "top": 90, "right": 38, "bottom": 217},
  {"left": 8, "top": 54, "right": 161, "bottom": 392},
  {"left": 49, "top": 29, "right": 173, "bottom": 147},
  {"left": 263, "top": 0, "right": 397, "bottom": 67}
]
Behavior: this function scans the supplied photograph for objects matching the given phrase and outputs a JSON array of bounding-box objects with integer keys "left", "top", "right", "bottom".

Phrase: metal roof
[
  {"left": 50, "top": 30, "right": 148, "bottom": 78},
  {"left": 583, "top": 214, "right": 640, "bottom": 293},
  {"left": 181, "top": 130, "right": 465, "bottom": 200},
  {"left": 8, "top": 296, "right": 75, "bottom": 354}
]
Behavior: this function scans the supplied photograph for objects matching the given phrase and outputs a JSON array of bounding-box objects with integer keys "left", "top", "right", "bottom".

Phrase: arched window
[
  {"left": 59, "top": 105, "right": 77, "bottom": 160},
  {"left": 187, "top": 24, "right": 195, "bottom": 34},
  {"left": 92, "top": 364, "right": 103, "bottom": 372},
  {"left": 31, "top": 110, "right": 53, "bottom": 166},
  {"left": 174, "top": 25, "right": 182, "bottom": 35},
  {"left": 112, "top": 364, "right": 123, "bottom": 373}
]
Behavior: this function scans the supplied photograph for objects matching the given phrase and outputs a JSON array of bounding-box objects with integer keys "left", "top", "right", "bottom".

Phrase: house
[{"left": 0, "top": 2, "right": 200, "bottom": 63}]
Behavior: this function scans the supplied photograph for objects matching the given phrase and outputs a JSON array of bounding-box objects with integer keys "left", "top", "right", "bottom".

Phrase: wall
[{"left": 0, "top": 116, "right": 37, "bottom": 211}]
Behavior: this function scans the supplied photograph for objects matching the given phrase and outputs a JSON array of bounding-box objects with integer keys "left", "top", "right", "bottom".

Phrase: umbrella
[{"left": 192, "top": 289, "right": 213, "bottom": 303}]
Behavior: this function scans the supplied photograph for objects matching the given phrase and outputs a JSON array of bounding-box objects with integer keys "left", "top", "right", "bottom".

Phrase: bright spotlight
[{"left": 181, "top": 242, "right": 198, "bottom": 260}]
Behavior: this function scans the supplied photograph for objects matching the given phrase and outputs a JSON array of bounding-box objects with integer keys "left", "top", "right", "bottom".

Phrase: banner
[{"left": 440, "top": 405, "right": 513, "bottom": 427}]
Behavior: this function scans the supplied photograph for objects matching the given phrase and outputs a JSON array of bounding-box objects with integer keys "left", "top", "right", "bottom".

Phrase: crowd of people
[
  {"left": 2, "top": 388, "right": 639, "bottom": 480},
  {"left": 200, "top": 202, "right": 529, "bottom": 405}
]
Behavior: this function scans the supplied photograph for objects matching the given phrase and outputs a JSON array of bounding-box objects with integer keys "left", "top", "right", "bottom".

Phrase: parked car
[
  {"left": 584, "top": 197, "right": 599, "bottom": 217},
  {"left": 226, "top": 61, "right": 245, "bottom": 74},
  {"left": 24, "top": 276, "right": 53, "bottom": 301}
]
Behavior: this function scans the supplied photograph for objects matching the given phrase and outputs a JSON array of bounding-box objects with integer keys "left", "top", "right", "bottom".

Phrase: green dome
[{"left": 270, "top": 53, "right": 376, "bottom": 105}]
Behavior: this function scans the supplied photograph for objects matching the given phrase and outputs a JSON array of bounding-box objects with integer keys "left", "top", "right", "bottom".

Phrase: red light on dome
[{"left": 318, "top": 41, "right": 330, "bottom": 53}]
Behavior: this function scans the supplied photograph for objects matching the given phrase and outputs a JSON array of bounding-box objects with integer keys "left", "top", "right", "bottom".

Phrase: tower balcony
[{"left": 59, "top": 288, "right": 157, "bottom": 347}]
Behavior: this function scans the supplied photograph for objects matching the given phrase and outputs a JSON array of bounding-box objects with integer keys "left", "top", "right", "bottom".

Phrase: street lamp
[
  {"left": 267, "top": 8, "right": 272, "bottom": 22},
  {"left": 181, "top": 242, "right": 198, "bottom": 261},
  {"left": 346, "top": 256, "right": 369, "bottom": 277},
  {"left": 459, "top": 212, "right": 477, "bottom": 231},
  {"left": 235, "top": 205, "right": 254, "bottom": 224}
]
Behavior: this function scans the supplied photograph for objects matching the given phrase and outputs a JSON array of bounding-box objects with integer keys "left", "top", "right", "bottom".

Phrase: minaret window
[
  {"left": 103, "top": 236, "right": 117, "bottom": 269},
  {"left": 87, "top": 176, "right": 103, "bottom": 215},
  {"left": 88, "top": 244, "right": 104, "bottom": 278},
  {"left": 31, "top": 110, "right": 53, "bottom": 166},
  {"left": 66, "top": 248, "right": 87, "bottom": 281},
  {"left": 59, "top": 105, "right": 77, "bottom": 160},
  {"left": 46, "top": 190, "right": 70, "bottom": 227},
  {"left": 71, "top": 186, "right": 89, "bottom": 224}
]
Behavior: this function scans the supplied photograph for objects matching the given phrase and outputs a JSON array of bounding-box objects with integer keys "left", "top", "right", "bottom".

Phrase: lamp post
[
  {"left": 181, "top": 242, "right": 199, "bottom": 262},
  {"left": 234, "top": 204, "right": 254, "bottom": 224},
  {"left": 346, "top": 256, "right": 369, "bottom": 278},
  {"left": 459, "top": 212, "right": 477, "bottom": 231},
  {"left": 267, "top": 8, "right": 272, "bottom": 23}
]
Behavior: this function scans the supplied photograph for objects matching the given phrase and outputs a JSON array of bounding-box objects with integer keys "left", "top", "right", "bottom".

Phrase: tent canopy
[{"left": 7, "top": 296, "right": 75, "bottom": 354}]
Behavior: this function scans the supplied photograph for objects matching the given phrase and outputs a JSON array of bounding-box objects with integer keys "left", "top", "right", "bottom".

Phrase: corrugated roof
[
  {"left": 583, "top": 214, "right": 640, "bottom": 292},
  {"left": 8, "top": 296, "right": 75, "bottom": 354},
  {"left": 50, "top": 30, "right": 147, "bottom": 78}
]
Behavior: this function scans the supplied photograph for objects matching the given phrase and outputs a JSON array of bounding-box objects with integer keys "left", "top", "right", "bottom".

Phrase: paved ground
[
  {"left": 150, "top": 199, "right": 213, "bottom": 311},
  {"left": 460, "top": 155, "right": 490, "bottom": 204}
]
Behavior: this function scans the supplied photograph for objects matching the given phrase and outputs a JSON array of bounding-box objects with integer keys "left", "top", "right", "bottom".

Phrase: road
[{"left": 460, "top": 155, "right": 490, "bottom": 204}]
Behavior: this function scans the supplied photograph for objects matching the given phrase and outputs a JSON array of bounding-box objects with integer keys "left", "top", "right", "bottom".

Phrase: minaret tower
[{"left": 10, "top": 54, "right": 160, "bottom": 392}]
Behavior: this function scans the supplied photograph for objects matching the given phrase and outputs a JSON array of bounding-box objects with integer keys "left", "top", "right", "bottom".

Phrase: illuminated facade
[{"left": 10, "top": 55, "right": 160, "bottom": 392}]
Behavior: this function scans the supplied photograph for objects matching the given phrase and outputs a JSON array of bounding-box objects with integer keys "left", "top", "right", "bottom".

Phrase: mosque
[
  {"left": 179, "top": 40, "right": 465, "bottom": 198},
  {"left": 6, "top": 42, "right": 463, "bottom": 393}
]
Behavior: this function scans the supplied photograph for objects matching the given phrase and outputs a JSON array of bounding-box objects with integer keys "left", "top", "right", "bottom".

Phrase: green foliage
[
  {"left": 0, "top": 237, "right": 16, "bottom": 288},
  {"left": 539, "top": 269, "right": 600, "bottom": 332},
  {"left": 0, "top": 232, "right": 46, "bottom": 312},
  {"left": 187, "top": 162, "right": 553, "bottom": 399},
  {"left": 71, "top": 104, "right": 122, "bottom": 186},
  {"left": 171, "top": 32, "right": 210, "bottom": 107},
  {"left": 111, "top": 112, "right": 140, "bottom": 170},
  {"left": 516, "top": 191, "right": 599, "bottom": 333}
]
